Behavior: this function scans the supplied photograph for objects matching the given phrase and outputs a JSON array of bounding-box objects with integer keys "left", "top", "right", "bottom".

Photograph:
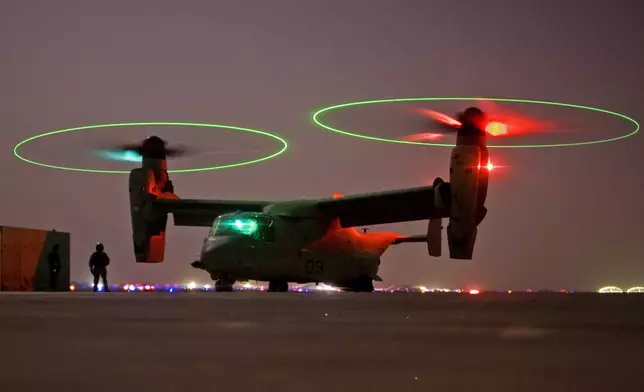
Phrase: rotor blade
[
  {"left": 476, "top": 99, "right": 558, "bottom": 136},
  {"left": 418, "top": 108, "right": 461, "bottom": 129},
  {"left": 400, "top": 132, "right": 446, "bottom": 142}
]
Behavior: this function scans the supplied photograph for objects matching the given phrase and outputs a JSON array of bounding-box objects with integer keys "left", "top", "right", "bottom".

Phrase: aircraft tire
[
  {"left": 347, "top": 275, "right": 374, "bottom": 292},
  {"left": 268, "top": 280, "right": 289, "bottom": 292},
  {"left": 214, "top": 279, "right": 234, "bottom": 292}
]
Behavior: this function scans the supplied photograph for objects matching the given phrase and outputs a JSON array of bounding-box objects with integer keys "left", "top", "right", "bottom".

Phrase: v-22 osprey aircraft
[{"left": 126, "top": 107, "right": 491, "bottom": 292}]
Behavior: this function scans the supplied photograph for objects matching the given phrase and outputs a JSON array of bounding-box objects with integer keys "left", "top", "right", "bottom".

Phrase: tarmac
[{"left": 1, "top": 291, "right": 643, "bottom": 391}]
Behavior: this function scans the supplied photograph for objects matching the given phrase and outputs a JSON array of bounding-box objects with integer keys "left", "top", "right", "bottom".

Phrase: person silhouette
[
  {"left": 89, "top": 242, "right": 110, "bottom": 292},
  {"left": 47, "top": 244, "right": 62, "bottom": 291}
]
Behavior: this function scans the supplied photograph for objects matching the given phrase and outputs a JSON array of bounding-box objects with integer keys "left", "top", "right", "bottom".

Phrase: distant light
[
  {"left": 69, "top": 285, "right": 75, "bottom": 291},
  {"left": 598, "top": 286, "right": 623, "bottom": 293},
  {"left": 204, "top": 284, "right": 212, "bottom": 290},
  {"left": 144, "top": 285, "right": 151, "bottom": 290},
  {"left": 507, "top": 290, "right": 512, "bottom": 294},
  {"left": 317, "top": 283, "right": 340, "bottom": 292},
  {"left": 187, "top": 282, "right": 197, "bottom": 290},
  {"left": 626, "top": 286, "right": 644, "bottom": 293},
  {"left": 469, "top": 289, "right": 480, "bottom": 295}
]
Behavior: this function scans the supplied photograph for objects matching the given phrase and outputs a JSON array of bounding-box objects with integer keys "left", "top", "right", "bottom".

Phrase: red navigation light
[{"left": 478, "top": 159, "right": 496, "bottom": 171}]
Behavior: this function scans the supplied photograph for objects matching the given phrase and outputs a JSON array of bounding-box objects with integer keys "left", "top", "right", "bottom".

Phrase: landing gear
[
  {"left": 267, "top": 280, "right": 289, "bottom": 292},
  {"left": 214, "top": 279, "right": 235, "bottom": 292},
  {"left": 346, "top": 275, "right": 374, "bottom": 292}
]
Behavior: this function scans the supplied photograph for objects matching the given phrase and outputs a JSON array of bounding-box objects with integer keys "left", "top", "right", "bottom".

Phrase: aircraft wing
[
  {"left": 154, "top": 199, "right": 272, "bottom": 227},
  {"left": 314, "top": 186, "right": 445, "bottom": 227}
]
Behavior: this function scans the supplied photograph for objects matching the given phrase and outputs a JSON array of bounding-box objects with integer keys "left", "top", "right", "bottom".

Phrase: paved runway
[{"left": 1, "top": 292, "right": 643, "bottom": 391}]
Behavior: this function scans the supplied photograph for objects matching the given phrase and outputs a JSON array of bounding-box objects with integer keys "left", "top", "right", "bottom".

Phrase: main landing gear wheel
[
  {"left": 268, "top": 280, "right": 289, "bottom": 292},
  {"left": 347, "top": 275, "right": 374, "bottom": 292},
  {"left": 214, "top": 279, "right": 235, "bottom": 292}
]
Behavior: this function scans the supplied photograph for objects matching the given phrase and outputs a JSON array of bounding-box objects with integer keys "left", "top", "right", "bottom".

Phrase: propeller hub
[{"left": 139, "top": 136, "right": 167, "bottom": 159}]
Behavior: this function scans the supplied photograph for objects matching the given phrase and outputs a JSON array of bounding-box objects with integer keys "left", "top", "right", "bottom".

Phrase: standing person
[
  {"left": 89, "top": 242, "right": 110, "bottom": 292},
  {"left": 47, "top": 244, "right": 62, "bottom": 291}
]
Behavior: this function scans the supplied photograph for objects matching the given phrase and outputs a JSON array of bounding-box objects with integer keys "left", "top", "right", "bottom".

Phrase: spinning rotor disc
[
  {"left": 13, "top": 122, "right": 289, "bottom": 174},
  {"left": 311, "top": 97, "right": 640, "bottom": 148}
]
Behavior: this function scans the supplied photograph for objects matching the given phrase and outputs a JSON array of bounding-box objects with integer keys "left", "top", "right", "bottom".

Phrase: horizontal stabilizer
[
  {"left": 392, "top": 235, "right": 426, "bottom": 244},
  {"left": 391, "top": 218, "right": 442, "bottom": 257}
]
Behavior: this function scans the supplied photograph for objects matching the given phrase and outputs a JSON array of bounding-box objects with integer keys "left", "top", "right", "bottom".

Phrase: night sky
[{"left": 2, "top": 0, "right": 643, "bottom": 290}]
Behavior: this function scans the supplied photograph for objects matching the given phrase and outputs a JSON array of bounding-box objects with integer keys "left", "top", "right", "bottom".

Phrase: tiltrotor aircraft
[{"left": 125, "top": 107, "right": 491, "bottom": 292}]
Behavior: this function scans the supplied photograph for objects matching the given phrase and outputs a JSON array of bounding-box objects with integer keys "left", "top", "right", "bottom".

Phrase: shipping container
[{"left": 0, "top": 226, "right": 70, "bottom": 291}]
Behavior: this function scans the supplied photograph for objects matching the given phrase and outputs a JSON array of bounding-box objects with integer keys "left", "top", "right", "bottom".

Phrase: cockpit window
[{"left": 210, "top": 214, "right": 275, "bottom": 242}]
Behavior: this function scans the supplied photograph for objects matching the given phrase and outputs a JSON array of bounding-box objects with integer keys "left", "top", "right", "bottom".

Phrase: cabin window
[{"left": 210, "top": 214, "right": 275, "bottom": 242}]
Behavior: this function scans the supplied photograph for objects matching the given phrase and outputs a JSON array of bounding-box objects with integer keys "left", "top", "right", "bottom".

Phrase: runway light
[
  {"left": 69, "top": 285, "right": 75, "bottom": 291},
  {"left": 469, "top": 289, "right": 480, "bottom": 295},
  {"left": 598, "top": 286, "right": 623, "bottom": 293},
  {"left": 187, "top": 282, "right": 197, "bottom": 290}
]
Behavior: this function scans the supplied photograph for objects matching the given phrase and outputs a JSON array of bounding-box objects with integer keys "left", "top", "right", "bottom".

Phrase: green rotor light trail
[
  {"left": 311, "top": 97, "right": 640, "bottom": 148},
  {"left": 13, "top": 122, "right": 289, "bottom": 174}
]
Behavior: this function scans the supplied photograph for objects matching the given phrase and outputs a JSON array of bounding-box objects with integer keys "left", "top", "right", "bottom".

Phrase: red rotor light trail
[
  {"left": 401, "top": 132, "right": 444, "bottom": 142},
  {"left": 421, "top": 109, "right": 461, "bottom": 127}
]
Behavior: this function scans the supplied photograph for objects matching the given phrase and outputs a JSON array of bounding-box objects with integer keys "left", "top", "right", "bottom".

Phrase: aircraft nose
[{"left": 201, "top": 236, "right": 238, "bottom": 267}]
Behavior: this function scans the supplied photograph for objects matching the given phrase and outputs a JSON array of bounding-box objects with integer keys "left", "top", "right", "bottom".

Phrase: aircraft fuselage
[{"left": 195, "top": 212, "right": 400, "bottom": 289}]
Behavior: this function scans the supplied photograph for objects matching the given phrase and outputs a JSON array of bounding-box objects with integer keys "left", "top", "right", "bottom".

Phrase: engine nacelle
[
  {"left": 446, "top": 144, "right": 485, "bottom": 259},
  {"left": 128, "top": 154, "right": 178, "bottom": 263}
]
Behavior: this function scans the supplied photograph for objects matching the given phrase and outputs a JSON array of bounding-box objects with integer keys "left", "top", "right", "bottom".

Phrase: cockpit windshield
[{"left": 210, "top": 213, "right": 275, "bottom": 242}]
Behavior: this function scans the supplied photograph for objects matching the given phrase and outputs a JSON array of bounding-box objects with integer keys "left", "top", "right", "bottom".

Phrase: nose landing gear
[{"left": 267, "top": 280, "right": 289, "bottom": 292}]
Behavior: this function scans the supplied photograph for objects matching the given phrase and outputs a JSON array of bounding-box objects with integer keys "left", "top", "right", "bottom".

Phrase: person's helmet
[{"left": 96, "top": 243, "right": 104, "bottom": 252}]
